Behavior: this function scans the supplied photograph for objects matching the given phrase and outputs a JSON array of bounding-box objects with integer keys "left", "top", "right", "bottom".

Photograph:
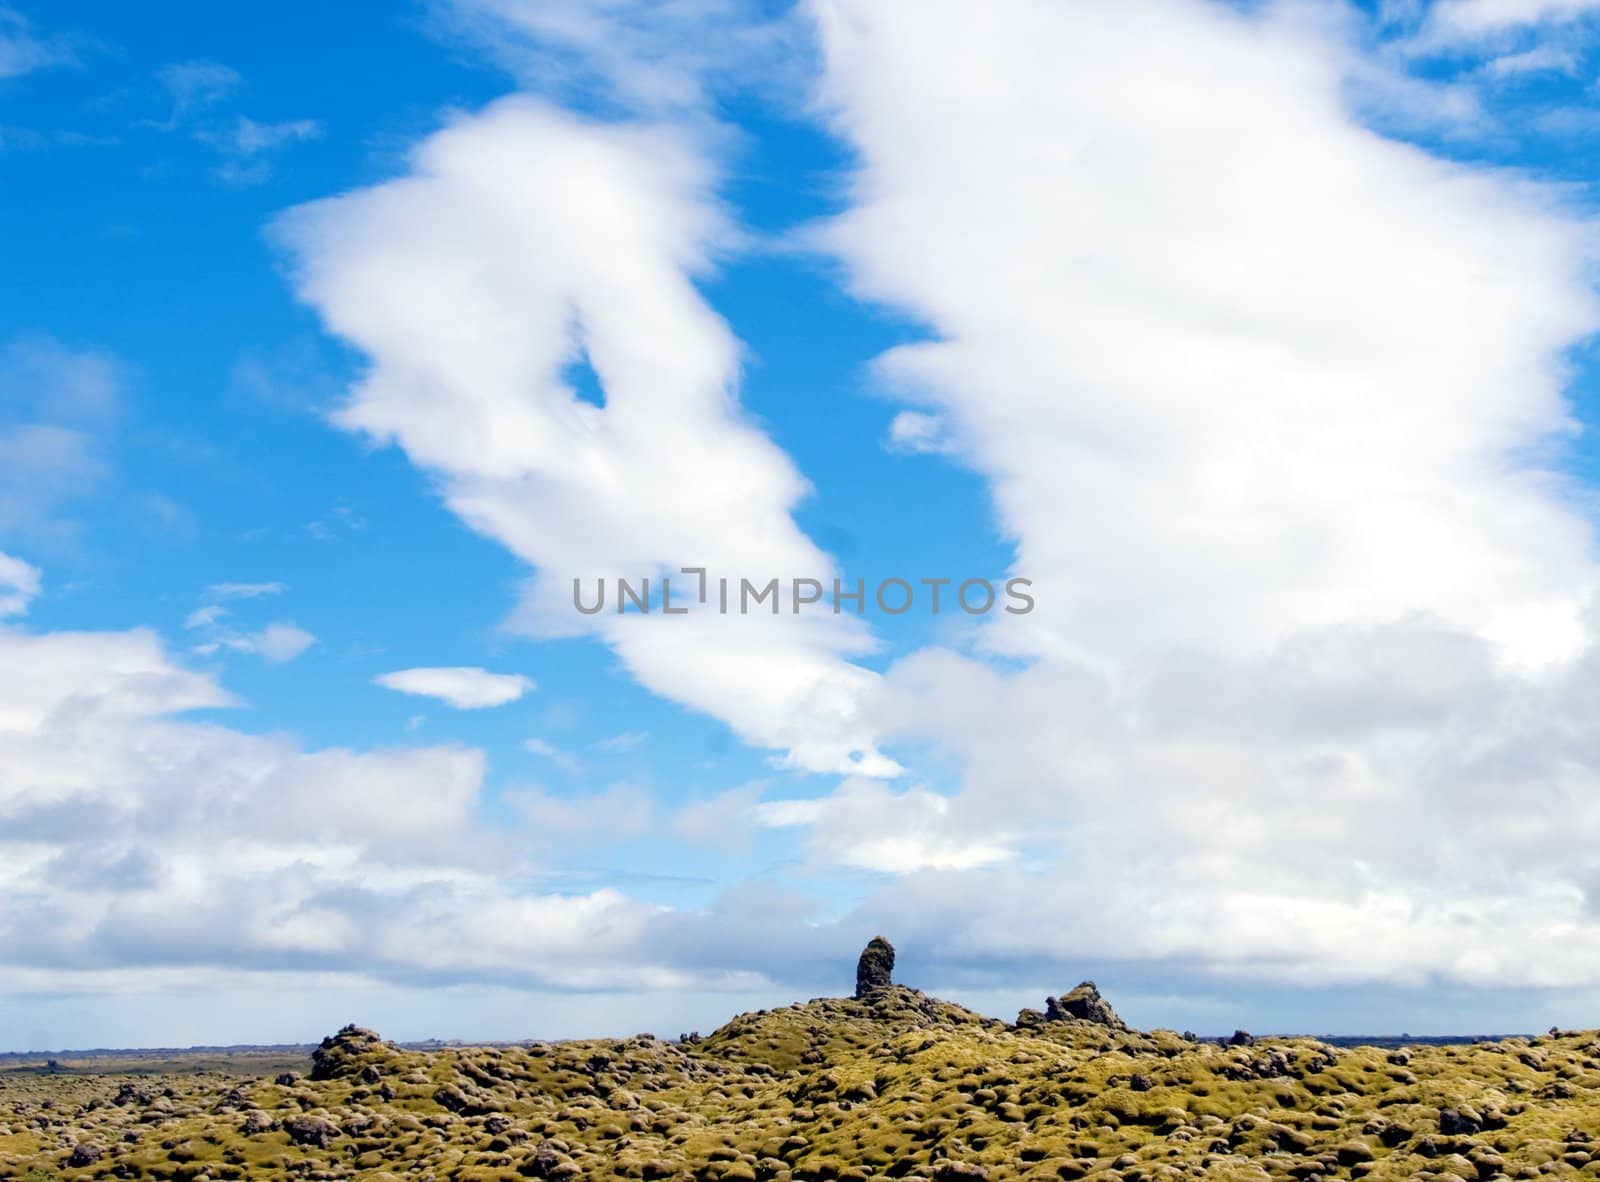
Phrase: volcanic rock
[
  {"left": 310, "top": 1023, "right": 387, "bottom": 1081},
  {"left": 854, "top": 935, "right": 895, "bottom": 998},
  {"left": 1044, "top": 981, "right": 1129, "bottom": 1030}
]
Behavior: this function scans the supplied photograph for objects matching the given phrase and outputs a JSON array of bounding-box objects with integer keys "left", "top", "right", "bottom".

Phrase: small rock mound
[
  {"left": 854, "top": 935, "right": 895, "bottom": 999},
  {"left": 309, "top": 1024, "right": 388, "bottom": 1081},
  {"left": 284, "top": 1114, "right": 340, "bottom": 1147},
  {"left": 1044, "top": 981, "right": 1129, "bottom": 1030},
  {"left": 67, "top": 1143, "right": 103, "bottom": 1168}
]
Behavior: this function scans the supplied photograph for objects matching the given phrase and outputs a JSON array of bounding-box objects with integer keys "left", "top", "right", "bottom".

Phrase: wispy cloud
[
  {"left": 208, "top": 581, "right": 286, "bottom": 599},
  {"left": 0, "top": 6, "right": 75, "bottom": 80},
  {"left": 0, "top": 550, "right": 40, "bottom": 619},
  {"left": 1423, "top": 0, "right": 1600, "bottom": 42},
  {"left": 523, "top": 736, "right": 578, "bottom": 770},
  {"left": 594, "top": 729, "right": 649, "bottom": 753},
  {"left": 885, "top": 411, "right": 955, "bottom": 456},
  {"left": 0, "top": 336, "right": 121, "bottom": 540},
  {"left": 151, "top": 59, "right": 242, "bottom": 126},
  {"left": 147, "top": 59, "right": 320, "bottom": 187},
  {"left": 375, "top": 666, "right": 536, "bottom": 709},
  {"left": 1480, "top": 42, "right": 1582, "bottom": 76},
  {"left": 436, "top": 0, "right": 796, "bottom": 115},
  {"left": 202, "top": 115, "right": 323, "bottom": 188},
  {"left": 185, "top": 584, "right": 312, "bottom": 664}
]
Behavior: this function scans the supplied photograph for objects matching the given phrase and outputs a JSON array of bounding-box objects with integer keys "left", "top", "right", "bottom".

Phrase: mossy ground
[{"left": 4, "top": 987, "right": 1598, "bottom": 1181}]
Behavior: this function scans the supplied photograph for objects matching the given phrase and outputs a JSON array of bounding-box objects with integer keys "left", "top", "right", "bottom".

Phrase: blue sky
[{"left": 9, "top": 0, "right": 1600, "bottom": 1051}]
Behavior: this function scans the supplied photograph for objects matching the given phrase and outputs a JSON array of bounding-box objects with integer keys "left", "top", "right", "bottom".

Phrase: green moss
[{"left": 6, "top": 999, "right": 1600, "bottom": 1180}]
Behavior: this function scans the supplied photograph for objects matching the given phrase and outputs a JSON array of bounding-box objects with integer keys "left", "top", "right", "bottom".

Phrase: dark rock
[
  {"left": 933, "top": 1164, "right": 988, "bottom": 1182},
  {"left": 1227, "top": 1030, "right": 1256, "bottom": 1047},
  {"left": 855, "top": 935, "right": 896, "bottom": 998},
  {"left": 1439, "top": 1106, "right": 1483, "bottom": 1136},
  {"left": 310, "top": 1023, "right": 387, "bottom": 1081},
  {"left": 112, "top": 1082, "right": 153, "bottom": 1107},
  {"left": 523, "top": 1141, "right": 567, "bottom": 1178},
  {"left": 67, "top": 1142, "right": 103, "bottom": 1167},
  {"left": 274, "top": 1072, "right": 300, "bottom": 1086},
  {"left": 1044, "top": 982, "right": 1129, "bottom": 1030},
  {"left": 284, "top": 1114, "right": 339, "bottom": 1147}
]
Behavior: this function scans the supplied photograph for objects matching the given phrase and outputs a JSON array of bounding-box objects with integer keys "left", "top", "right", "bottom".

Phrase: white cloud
[
  {"left": 0, "top": 612, "right": 698, "bottom": 994},
  {"left": 813, "top": 0, "right": 1598, "bottom": 672},
  {"left": 182, "top": 589, "right": 313, "bottom": 665},
  {"left": 276, "top": 95, "right": 895, "bottom": 776},
  {"left": 183, "top": 604, "right": 226, "bottom": 630},
  {"left": 762, "top": 780, "right": 1013, "bottom": 874},
  {"left": 437, "top": 0, "right": 795, "bottom": 114},
  {"left": 771, "top": 0, "right": 1600, "bottom": 986},
  {"left": 1481, "top": 42, "right": 1581, "bottom": 75},
  {"left": 1424, "top": 0, "right": 1600, "bottom": 40},
  {"left": 375, "top": 666, "right": 536, "bottom": 709},
  {"left": 0, "top": 550, "right": 40, "bottom": 619},
  {"left": 885, "top": 410, "right": 954, "bottom": 455},
  {"left": 253, "top": 622, "right": 316, "bottom": 664}
]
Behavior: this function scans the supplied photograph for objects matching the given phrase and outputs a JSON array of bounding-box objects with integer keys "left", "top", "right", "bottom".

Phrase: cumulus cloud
[
  {"left": 763, "top": 779, "right": 1014, "bottom": 874},
  {"left": 276, "top": 95, "right": 895, "bottom": 776},
  {"left": 0, "top": 591, "right": 754, "bottom": 997},
  {"left": 773, "top": 0, "right": 1600, "bottom": 989},
  {"left": 814, "top": 0, "right": 1598, "bottom": 671},
  {"left": 375, "top": 666, "right": 536, "bottom": 709}
]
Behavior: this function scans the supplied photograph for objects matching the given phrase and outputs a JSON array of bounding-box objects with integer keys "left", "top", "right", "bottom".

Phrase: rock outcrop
[
  {"left": 1043, "top": 981, "right": 1129, "bottom": 1030},
  {"left": 310, "top": 1023, "right": 389, "bottom": 1081},
  {"left": 854, "top": 935, "right": 896, "bottom": 998}
]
